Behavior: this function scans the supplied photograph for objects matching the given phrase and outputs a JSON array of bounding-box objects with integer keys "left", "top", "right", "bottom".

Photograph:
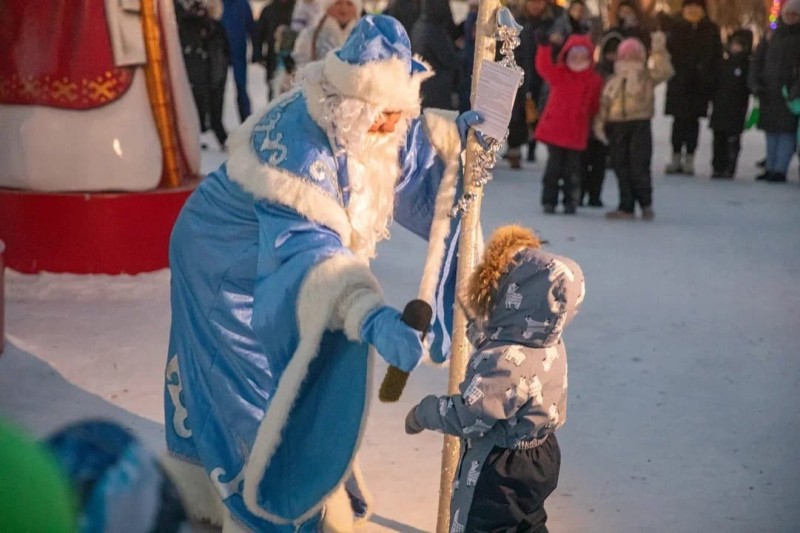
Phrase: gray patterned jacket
[
  {"left": 414, "top": 248, "right": 585, "bottom": 450},
  {"left": 413, "top": 247, "right": 585, "bottom": 532}
]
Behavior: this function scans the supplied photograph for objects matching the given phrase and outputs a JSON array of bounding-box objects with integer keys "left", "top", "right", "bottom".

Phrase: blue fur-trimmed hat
[{"left": 322, "top": 14, "right": 433, "bottom": 113}]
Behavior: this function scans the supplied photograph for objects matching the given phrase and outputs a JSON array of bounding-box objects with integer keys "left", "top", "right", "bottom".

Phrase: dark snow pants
[
  {"left": 581, "top": 137, "right": 608, "bottom": 204},
  {"left": 466, "top": 435, "right": 561, "bottom": 533},
  {"left": 671, "top": 117, "right": 700, "bottom": 155},
  {"left": 608, "top": 120, "right": 653, "bottom": 213},
  {"left": 712, "top": 129, "right": 742, "bottom": 175},
  {"left": 542, "top": 145, "right": 581, "bottom": 209}
]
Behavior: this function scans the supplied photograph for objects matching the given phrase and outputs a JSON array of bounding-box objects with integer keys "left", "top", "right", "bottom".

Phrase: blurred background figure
[
  {"left": 254, "top": 0, "right": 296, "bottom": 101},
  {"left": 412, "top": 0, "right": 460, "bottom": 110},
  {"left": 176, "top": 0, "right": 231, "bottom": 149},
  {"left": 660, "top": 0, "right": 722, "bottom": 176},
  {"left": 749, "top": 0, "right": 800, "bottom": 183},
  {"left": 292, "top": 0, "right": 323, "bottom": 31},
  {"left": 608, "top": 0, "right": 651, "bottom": 50},
  {"left": 384, "top": 0, "right": 422, "bottom": 35},
  {"left": 517, "top": 0, "right": 560, "bottom": 164},
  {"left": 293, "top": 0, "right": 362, "bottom": 69},
  {"left": 550, "top": 0, "right": 591, "bottom": 54},
  {"left": 709, "top": 28, "right": 752, "bottom": 179},
  {"left": 457, "top": 0, "right": 479, "bottom": 115},
  {"left": 221, "top": 0, "right": 254, "bottom": 121}
]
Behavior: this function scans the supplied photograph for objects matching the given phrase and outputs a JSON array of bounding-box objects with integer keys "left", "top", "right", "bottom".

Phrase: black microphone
[{"left": 378, "top": 299, "right": 432, "bottom": 403}]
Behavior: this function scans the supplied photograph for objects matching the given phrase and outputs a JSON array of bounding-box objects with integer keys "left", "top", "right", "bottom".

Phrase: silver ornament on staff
[{"left": 436, "top": 4, "right": 523, "bottom": 533}]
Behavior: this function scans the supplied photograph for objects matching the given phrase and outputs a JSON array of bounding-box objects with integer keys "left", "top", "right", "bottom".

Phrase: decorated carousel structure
[{"left": 0, "top": 0, "right": 202, "bottom": 275}]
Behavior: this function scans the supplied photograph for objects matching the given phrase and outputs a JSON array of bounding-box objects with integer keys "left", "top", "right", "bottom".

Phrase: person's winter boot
[
  {"left": 683, "top": 154, "right": 695, "bottom": 176},
  {"left": 641, "top": 206, "right": 655, "bottom": 221},
  {"left": 543, "top": 204, "right": 556, "bottom": 214},
  {"left": 665, "top": 153, "right": 683, "bottom": 174},
  {"left": 504, "top": 148, "right": 522, "bottom": 169},
  {"left": 755, "top": 170, "right": 772, "bottom": 181},
  {"left": 766, "top": 172, "right": 787, "bottom": 183}
]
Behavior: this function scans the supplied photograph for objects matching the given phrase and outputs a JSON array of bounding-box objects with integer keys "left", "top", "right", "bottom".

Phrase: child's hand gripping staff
[{"left": 359, "top": 300, "right": 432, "bottom": 402}]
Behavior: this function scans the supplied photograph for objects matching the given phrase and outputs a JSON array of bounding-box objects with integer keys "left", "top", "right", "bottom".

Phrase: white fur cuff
[
  {"left": 340, "top": 288, "right": 384, "bottom": 342},
  {"left": 422, "top": 108, "right": 461, "bottom": 162}
]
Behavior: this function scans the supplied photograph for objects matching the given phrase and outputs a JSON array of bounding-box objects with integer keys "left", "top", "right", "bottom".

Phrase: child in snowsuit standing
[
  {"left": 709, "top": 29, "right": 753, "bottom": 178},
  {"left": 595, "top": 33, "right": 674, "bottom": 220},
  {"left": 534, "top": 34, "right": 603, "bottom": 214},
  {"left": 406, "top": 225, "right": 586, "bottom": 532}
]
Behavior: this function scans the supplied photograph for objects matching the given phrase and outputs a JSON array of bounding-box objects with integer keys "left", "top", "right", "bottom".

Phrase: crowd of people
[{"left": 173, "top": 0, "right": 800, "bottom": 218}]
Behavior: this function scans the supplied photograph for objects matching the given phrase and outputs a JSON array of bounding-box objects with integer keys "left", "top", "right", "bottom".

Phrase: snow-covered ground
[{"left": 2, "top": 66, "right": 799, "bottom": 532}]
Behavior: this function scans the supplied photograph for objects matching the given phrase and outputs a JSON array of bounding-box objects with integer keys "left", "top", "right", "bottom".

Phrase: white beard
[
  {"left": 345, "top": 127, "right": 407, "bottom": 260},
  {"left": 301, "top": 65, "right": 411, "bottom": 259}
]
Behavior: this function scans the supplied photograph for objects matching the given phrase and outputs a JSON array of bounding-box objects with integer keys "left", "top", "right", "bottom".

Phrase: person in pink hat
[{"left": 595, "top": 33, "right": 674, "bottom": 220}]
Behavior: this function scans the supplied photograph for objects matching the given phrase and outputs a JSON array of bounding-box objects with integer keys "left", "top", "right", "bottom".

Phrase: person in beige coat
[{"left": 595, "top": 32, "right": 673, "bottom": 220}]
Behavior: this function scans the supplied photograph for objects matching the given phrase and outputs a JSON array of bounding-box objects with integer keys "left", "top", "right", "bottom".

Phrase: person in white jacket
[{"left": 292, "top": 0, "right": 362, "bottom": 68}]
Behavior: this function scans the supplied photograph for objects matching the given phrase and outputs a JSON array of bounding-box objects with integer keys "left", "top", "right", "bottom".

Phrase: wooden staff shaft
[{"left": 435, "top": 1, "right": 500, "bottom": 531}]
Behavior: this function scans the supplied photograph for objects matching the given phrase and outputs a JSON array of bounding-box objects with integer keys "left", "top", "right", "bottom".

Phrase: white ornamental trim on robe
[
  {"left": 542, "top": 345, "right": 559, "bottom": 372},
  {"left": 165, "top": 354, "right": 191, "bottom": 438}
]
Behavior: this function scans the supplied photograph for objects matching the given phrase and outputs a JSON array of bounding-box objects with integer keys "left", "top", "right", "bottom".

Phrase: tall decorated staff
[{"left": 437, "top": 5, "right": 524, "bottom": 533}]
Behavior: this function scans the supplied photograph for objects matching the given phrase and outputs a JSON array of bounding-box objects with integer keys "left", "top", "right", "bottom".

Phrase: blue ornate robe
[{"left": 165, "top": 88, "right": 461, "bottom": 531}]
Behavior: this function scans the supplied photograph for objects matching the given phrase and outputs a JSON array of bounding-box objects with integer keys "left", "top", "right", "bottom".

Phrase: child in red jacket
[{"left": 534, "top": 34, "right": 603, "bottom": 214}]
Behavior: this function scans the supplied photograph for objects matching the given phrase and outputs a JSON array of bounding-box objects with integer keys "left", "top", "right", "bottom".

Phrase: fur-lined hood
[{"left": 465, "top": 225, "right": 585, "bottom": 349}]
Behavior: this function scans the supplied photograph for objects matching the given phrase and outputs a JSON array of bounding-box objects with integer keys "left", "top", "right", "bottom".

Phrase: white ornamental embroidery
[
  {"left": 522, "top": 315, "right": 549, "bottom": 340},
  {"left": 466, "top": 460, "right": 481, "bottom": 487},
  {"left": 542, "top": 345, "right": 559, "bottom": 372},
  {"left": 309, "top": 159, "right": 335, "bottom": 183},
  {"left": 210, "top": 465, "right": 246, "bottom": 499},
  {"left": 490, "top": 327, "right": 503, "bottom": 340},
  {"left": 165, "top": 354, "right": 191, "bottom": 438},
  {"left": 464, "top": 375, "right": 485, "bottom": 406},
  {"left": 505, "top": 283, "right": 523, "bottom": 310},
  {"left": 504, "top": 346, "right": 527, "bottom": 366},
  {"left": 470, "top": 351, "right": 491, "bottom": 370}
]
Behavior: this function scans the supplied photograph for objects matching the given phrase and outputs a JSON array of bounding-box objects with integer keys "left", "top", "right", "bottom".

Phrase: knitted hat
[
  {"left": 323, "top": 15, "right": 433, "bottom": 112},
  {"left": 617, "top": 37, "right": 647, "bottom": 61}
]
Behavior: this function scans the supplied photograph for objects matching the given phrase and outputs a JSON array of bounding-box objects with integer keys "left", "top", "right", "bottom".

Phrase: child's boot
[
  {"left": 683, "top": 154, "right": 695, "bottom": 176},
  {"left": 665, "top": 153, "right": 683, "bottom": 174}
]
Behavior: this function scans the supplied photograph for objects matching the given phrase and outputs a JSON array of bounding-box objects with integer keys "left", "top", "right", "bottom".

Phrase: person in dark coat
[
  {"left": 709, "top": 29, "right": 752, "bottom": 178},
  {"left": 749, "top": 0, "right": 800, "bottom": 182},
  {"left": 411, "top": 0, "right": 460, "bottom": 110},
  {"left": 253, "top": 0, "right": 295, "bottom": 101},
  {"left": 608, "top": 0, "right": 651, "bottom": 50},
  {"left": 221, "top": 0, "right": 254, "bottom": 121},
  {"left": 176, "top": 0, "right": 230, "bottom": 148},
  {"left": 457, "top": 3, "right": 478, "bottom": 115},
  {"left": 383, "top": 0, "right": 421, "bottom": 35},
  {"left": 505, "top": 0, "right": 559, "bottom": 167},
  {"left": 660, "top": 0, "right": 722, "bottom": 176}
]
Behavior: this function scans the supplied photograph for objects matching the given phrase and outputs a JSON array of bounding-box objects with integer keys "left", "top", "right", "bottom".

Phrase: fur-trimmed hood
[{"left": 465, "top": 226, "right": 585, "bottom": 349}]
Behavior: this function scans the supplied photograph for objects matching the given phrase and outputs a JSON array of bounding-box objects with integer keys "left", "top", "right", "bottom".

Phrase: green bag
[{"left": 744, "top": 98, "right": 760, "bottom": 130}]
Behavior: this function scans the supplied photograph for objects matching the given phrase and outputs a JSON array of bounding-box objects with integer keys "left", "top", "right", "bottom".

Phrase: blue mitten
[
  {"left": 360, "top": 306, "right": 425, "bottom": 373},
  {"left": 456, "top": 110, "right": 489, "bottom": 150}
]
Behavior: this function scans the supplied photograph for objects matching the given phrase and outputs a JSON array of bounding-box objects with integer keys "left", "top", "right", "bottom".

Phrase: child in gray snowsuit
[{"left": 405, "top": 225, "right": 585, "bottom": 532}]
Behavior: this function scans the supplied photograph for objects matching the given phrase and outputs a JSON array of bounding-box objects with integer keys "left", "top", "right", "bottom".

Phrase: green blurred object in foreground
[{"left": 0, "top": 420, "right": 77, "bottom": 533}]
